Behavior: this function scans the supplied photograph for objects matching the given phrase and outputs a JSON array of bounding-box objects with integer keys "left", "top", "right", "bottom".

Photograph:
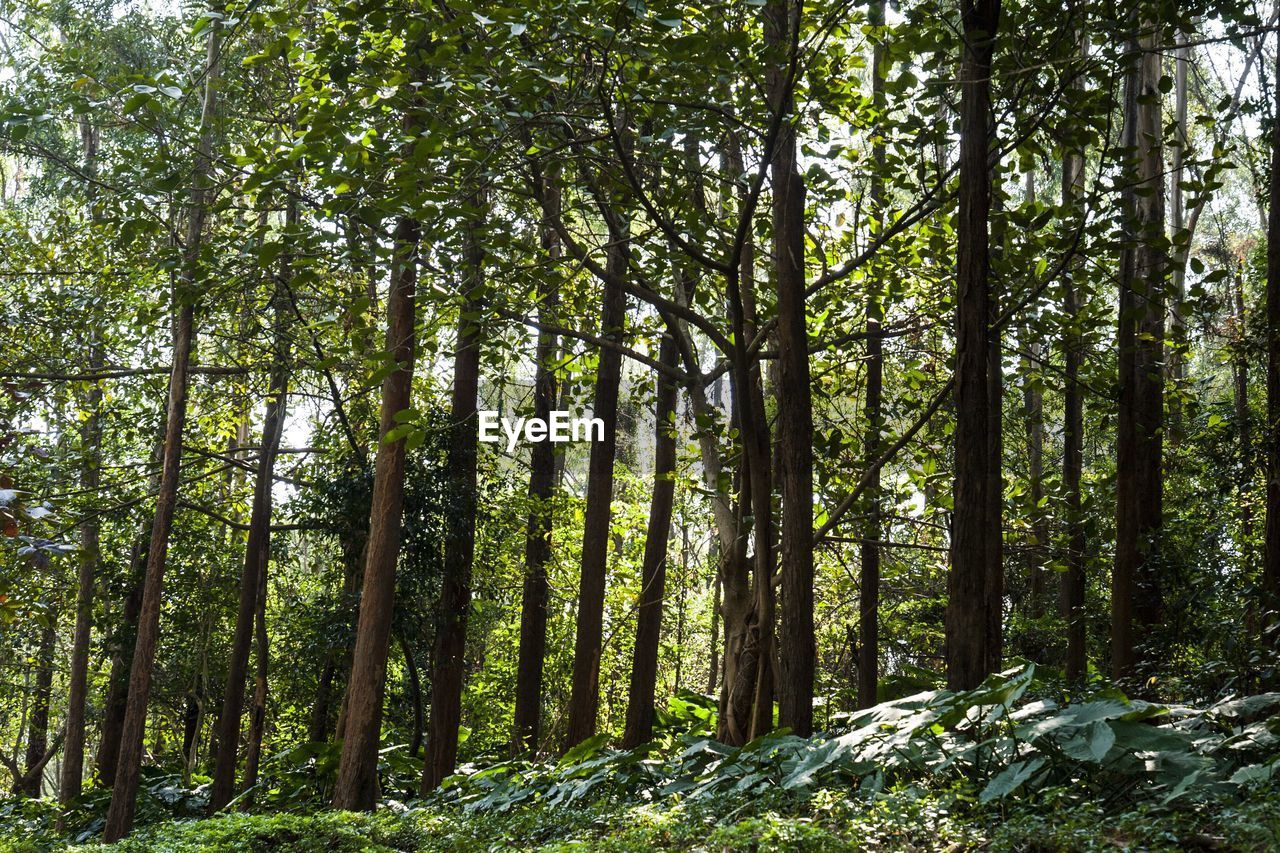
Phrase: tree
[{"left": 947, "top": 0, "right": 1002, "bottom": 691}]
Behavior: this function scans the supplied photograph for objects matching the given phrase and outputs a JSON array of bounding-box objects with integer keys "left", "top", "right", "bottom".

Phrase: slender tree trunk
[
  {"left": 103, "top": 14, "right": 220, "bottom": 839},
  {"left": 62, "top": 117, "right": 102, "bottom": 806},
  {"left": 96, "top": 529, "right": 147, "bottom": 788},
  {"left": 239, "top": 557, "right": 269, "bottom": 804},
  {"left": 858, "top": 0, "right": 887, "bottom": 712},
  {"left": 512, "top": 176, "right": 560, "bottom": 756},
  {"left": 1264, "top": 33, "right": 1280, "bottom": 646},
  {"left": 421, "top": 200, "right": 484, "bottom": 791},
  {"left": 765, "top": 0, "right": 816, "bottom": 738},
  {"left": 209, "top": 211, "right": 292, "bottom": 811},
  {"left": 398, "top": 634, "right": 424, "bottom": 757},
  {"left": 565, "top": 207, "right": 627, "bottom": 750},
  {"left": 1111, "top": 23, "right": 1166, "bottom": 681},
  {"left": 1168, "top": 28, "right": 1190, "bottom": 411},
  {"left": 330, "top": 214, "right": 420, "bottom": 811},
  {"left": 622, "top": 333, "right": 680, "bottom": 748},
  {"left": 19, "top": 619, "right": 56, "bottom": 797},
  {"left": 947, "top": 0, "right": 1001, "bottom": 691},
  {"left": 1061, "top": 29, "right": 1089, "bottom": 684},
  {"left": 986, "top": 314, "right": 1004, "bottom": 673}
]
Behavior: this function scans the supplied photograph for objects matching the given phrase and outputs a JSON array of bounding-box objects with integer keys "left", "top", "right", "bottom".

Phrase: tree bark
[
  {"left": 330, "top": 214, "right": 420, "bottom": 811},
  {"left": 1265, "top": 32, "right": 1280, "bottom": 647},
  {"left": 858, "top": 0, "right": 887, "bottom": 712},
  {"left": 96, "top": 529, "right": 148, "bottom": 788},
  {"left": 622, "top": 333, "right": 680, "bottom": 748},
  {"left": 512, "top": 175, "right": 560, "bottom": 757},
  {"left": 103, "top": 12, "right": 220, "bottom": 839},
  {"left": 1060, "top": 28, "right": 1089, "bottom": 684},
  {"left": 565, "top": 200, "right": 628, "bottom": 750},
  {"left": 766, "top": 0, "right": 816, "bottom": 738},
  {"left": 421, "top": 199, "right": 484, "bottom": 791},
  {"left": 239, "top": 554, "right": 269, "bottom": 805},
  {"left": 946, "top": 0, "right": 1001, "bottom": 691},
  {"left": 1111, "top": 23, "right": 1166, "bottom": 681}
]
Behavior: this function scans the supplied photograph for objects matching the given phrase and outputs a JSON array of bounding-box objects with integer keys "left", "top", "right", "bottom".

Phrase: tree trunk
[
  {"left": 565, "top": 204, "right": 627, "bottom": 750},
  {"left": 330, "top": 215, "right": 420, "bottom": 811},
  {"left": 239, "top": 556, "right": 269, "bottom": 805},
  {"left": 62, "top": 116, "right": 102, "bottom": 806},
  {"left": 512, "top": 175, "right": 560, "bottom": 757},
  {"left": 19, "top": 618, "right": 56, "bottom": 797},
  {"left": 858, "top": 0, "right": 887, "bottom": 712},
  {"left": 103, "top": 13, "right": 220, "bottom": 839},
  {"left": 622, "top": 333, "right": 680, "bottom": 748},
  {"left": 946, "top": 0, "right": 1001, "bottom": 691},
  {"left": 1111, "top": 23, "right": 1166, "bottom": 681},
  {"left": 1061, "top": 29, "right": 1089, "bottom": 684},
  {"left": 421, "top": 200, "right": 484, "bottom": 791},
  {"left": 96, "top": 530, "right": 148, "bottom": 788},
  {"left": 209, "top": 209, "right": 292, "bottom": 811},
  {"left": 1265, "top": 33, "right": 1280, "bottom": 646},
  {"left": 765, "top": 0, "right": 816, "bottom": 738}
]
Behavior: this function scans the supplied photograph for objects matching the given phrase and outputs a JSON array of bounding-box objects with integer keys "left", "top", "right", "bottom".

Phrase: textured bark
[
  {"left": 986, "top": 321, "right": 1004, "bottom": 674},
  {"left": 512, "top": 176, "right": 560, "bottom": 756},
  {"left": 1060, "top": 30, "right": 1089, "bottom": 684},
  {"left": 209, "top": 227, "right": 291, "bottom": 812},
  {"left": 622, "top": 333, "right": 680, "bottom": 748},
  {"left": 330, "top": 215, "right": 420, "bottom": 811},
  {"left": 766, "top": 0, "right": 816, "bottom": 738},
  {"left": 1111, "top": 25, "right": 1165, "bottom": 681},
  {"left": 1265, "top": 36, "right": 1280, "bottom": 644},
  {"left": 421, "top": 201, "right": 484, "bottom": 791},
  {"left": 858, "top": 0, "right": 887, "bottom": 712},
  {"left": 565, "top": 205, "right": 627, "bottom": 750},
  {"left": 103, "top": 17, "right": 219, "bottom": 838},
  {"left": 946, "top": 0, "right": 1001, "bottom": 691}
]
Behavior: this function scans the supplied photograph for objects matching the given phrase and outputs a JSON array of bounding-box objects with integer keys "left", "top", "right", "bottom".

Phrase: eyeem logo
[{"left": 478, "top": 411, "right": 604, "bottom": 452}]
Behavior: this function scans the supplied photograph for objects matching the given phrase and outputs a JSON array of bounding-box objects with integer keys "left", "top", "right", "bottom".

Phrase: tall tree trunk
[
  {"left": 512, "top": 176, "right": 561, "bottom": 756},
  {"left": 421, "top": 200, "right": 484, "bottom": 791},
  {"left": 986, "top": 312, "right": 1004, "bottom": 673},
  {"left": 858, "top": 0, "right": 887, "bottom": 712},
  {"left": 19, "top": 618, "right": 56, "bottom": 797},
  {"left": 330, "top": 215, "right": 420, "bottom": 811},
  {"left": 1111, "top": 23, "right": 1166, "bottom": 681},
  {"left": 1264, "top": 33, "right": 1280, "bottom": 647},
  {"left": 1168, "top": 27, "right": 1190, "bottom": 414},
  {"left": 766, "top": 0, "right": 816, "bottom": 738},
  {"left": 1061, "top": 29, "right": 1089, "bottom": 684},
  {"left": 209, "top": 207, "right": 292, "bottom": 811},
  {"left": 564, "top": 208, "right": 627, "bottom": 750},
  {"left": 103, "top": 13, "right": 221, "bottom": 839},
  {"left": 946, "top": 0, "right": 1001, "bottom": 691},
  {"left": 62, "top": 117, "right": 102, "bottom": 806},
  {"left": 622, "top": 333, "right": 680, "bottom": 748}
]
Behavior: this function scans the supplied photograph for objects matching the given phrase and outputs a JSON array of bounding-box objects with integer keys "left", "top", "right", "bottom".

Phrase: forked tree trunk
[
  {"left": 1112, "top": 23, "right": 1166, "bottom": 681},
  {"left": 330, "top": 214, "right": 420, "bottom": 811},
  {"left": 103, "top": 13, "right": 221, "bottom": 840},
  {"left": 765, "top": 0, "right": 816, "bottom": 738},
  {"left": 421, "top": 200, "right": 485, "bottom": 791},
  {"left": 512, "top": 175, "right": 561, "bottom": 756},
  {"left": 946, "top": 0, "right": 1001, "bottom": 691},
  {"left": 622, "top": 333, "right": 680, "bottom": 748}
]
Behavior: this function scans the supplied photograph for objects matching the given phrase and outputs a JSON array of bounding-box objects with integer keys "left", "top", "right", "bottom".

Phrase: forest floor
[{"left": 2, "top": 782, "right": 1279, "bottom": 851}]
